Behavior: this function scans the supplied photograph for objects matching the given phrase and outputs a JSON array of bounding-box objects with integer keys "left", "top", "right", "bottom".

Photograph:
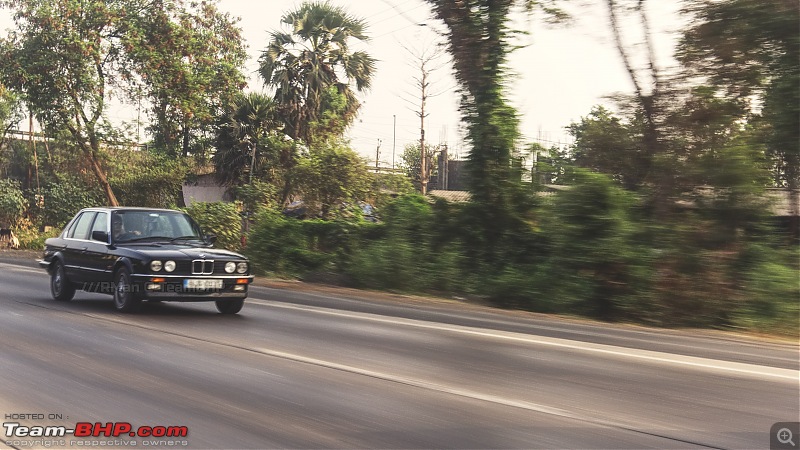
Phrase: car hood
[{"left": 117, "top": 244, "right": 246, "bottom": 260}]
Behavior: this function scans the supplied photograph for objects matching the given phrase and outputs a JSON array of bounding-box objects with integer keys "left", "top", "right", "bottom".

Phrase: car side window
[
  {"left": 69, "top": 212, "right": 96, "bottom": 240},
  {"left": 90, "top": 212, "right": 108, "bottom": 239}
]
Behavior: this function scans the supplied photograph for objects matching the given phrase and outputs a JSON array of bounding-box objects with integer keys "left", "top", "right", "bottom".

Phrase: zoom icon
[{"left": 772, "top": 422, "right": 800, "bottom": 449}]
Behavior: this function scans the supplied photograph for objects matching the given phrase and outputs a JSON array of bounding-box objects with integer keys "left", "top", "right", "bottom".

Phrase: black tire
[
  {"left": 215, "top": 299, "right": 244, "bottom": 314},
  {"left": 50, "top": 260, "right": 75, "bottom": 302},
  {"left": 113, "top": 267, "right": 141, "bottom": 313}
]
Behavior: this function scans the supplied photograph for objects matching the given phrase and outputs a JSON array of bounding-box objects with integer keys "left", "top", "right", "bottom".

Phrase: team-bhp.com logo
[{"left": 4, "top": 421, "right": 188, "bottom": 438}]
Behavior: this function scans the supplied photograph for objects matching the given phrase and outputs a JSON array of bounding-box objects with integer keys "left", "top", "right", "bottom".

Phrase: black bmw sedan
[{"left": 39, "top": 207, "right": 254, "bottom": 314}]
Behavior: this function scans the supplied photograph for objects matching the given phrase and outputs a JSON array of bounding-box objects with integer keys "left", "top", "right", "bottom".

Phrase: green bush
[
  {"left": 733, "top": 248, "right": 800, "bottom": 337},
  {"left": 15, "top": 227, "right": 60, "bottom": 250},
  {"left": 245, "top": 209, "right": 379, "bottom": 277},
  {"left": 345, "top": 194, "right": 466, "bottom": 293},
  {"left": 535, "top": 170, "right": 652, "bottom": 320},
  {"left": 110, "top": 151, "right": 189, "bottom": 207},
  {"left": 32, "top": 176, "right": 103, "bottom": 228},
  {"left": 182, "top": 202, "right": 242, "bottom": 251},
  {"left": 245, "top": 210, "right": 317, "bottom": 275},
  {"left": 0, "top": 178, "right": 26, "bottom": 227}
]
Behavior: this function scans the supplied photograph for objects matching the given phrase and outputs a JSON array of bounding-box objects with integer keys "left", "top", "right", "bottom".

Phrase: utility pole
[
  {"left": 441, "top": 143, "right": 449, "bottom": 190},
  {"left": 376, "top": 139, "right": 382, "bottom": 171},
  {"left": 249, "top": 141, "right": 257, "bottom": 185},
  {"left": 392, "top": 115, "right": 396, "bottom": 171}
]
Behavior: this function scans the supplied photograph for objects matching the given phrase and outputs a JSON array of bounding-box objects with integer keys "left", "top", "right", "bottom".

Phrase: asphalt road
[{"left": 0, "top": 258, "right": 797, "bottom": 449}]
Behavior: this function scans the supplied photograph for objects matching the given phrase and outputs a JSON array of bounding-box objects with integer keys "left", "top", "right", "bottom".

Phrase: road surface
[{"left": 0, "top": 258, "right": 797, "bottom": 449}]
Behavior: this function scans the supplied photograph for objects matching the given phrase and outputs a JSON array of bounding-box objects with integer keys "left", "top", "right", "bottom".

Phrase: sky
[
  {"left": 1, "top": 0, "right": 685, "bottom": 166},
  {"left": 211, "top": 0, "right": 685, "bottom": 165}
]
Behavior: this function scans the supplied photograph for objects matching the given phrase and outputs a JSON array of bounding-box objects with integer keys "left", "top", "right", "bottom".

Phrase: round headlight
[
  {"left": 164, "top": 260, "right": 176, "bottom": 272},
  {"left": 150, "top": 260, "right": 162, "bottom": 272},
  {"left": 236, "top": 262, "right": 248, "bottom": 274},
  {"left": 224, "top": 262, "right": 236, "bottom": 273}
]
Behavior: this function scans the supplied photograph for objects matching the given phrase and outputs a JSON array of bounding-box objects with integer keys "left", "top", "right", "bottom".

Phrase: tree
[
  {"left": 0, "top": 0, "right": 247, "bottom": 205},
  {"left": 528, "top": 142, "right": 574, "bottom": 186},
  {"left": 258, "top": 1, "right": 376, "bottom": 145},
  {"left": 292, "top": 141, "right": 373, "bottom": 219},
  {"left": 424, "top": 0, "right": 564, "bottom": 260},
  {"left": 567, "top": 106, "right": 648, "bottom": 190},
  {"left": 602, "top": 0, "right": 676, "bottom": 217},
  {"left": 127, "top": 1, "right": 248, "bottom": 158},
  {"left": 678, "top": 0, "right": 799, "bottom": 218},
  {"left": 213, "top": 92, "right": 288, "bottom": 186},
  {"left": 0, "top": 84, "right": 23, "bottom": 147},
  {"left": 401, "top": 41, "right": 448, "bottom": 195},
  {"left": 398, "top": 142, "right": 438, "bottom": 191}
]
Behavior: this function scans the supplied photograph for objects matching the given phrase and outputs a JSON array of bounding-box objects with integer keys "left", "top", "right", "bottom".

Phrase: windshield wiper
[
  {"left": 117, "top": 236, "right": 171, "bottom": 244},
  {"left": 170, "top": 235, "right": 202, "bottom": 243}
]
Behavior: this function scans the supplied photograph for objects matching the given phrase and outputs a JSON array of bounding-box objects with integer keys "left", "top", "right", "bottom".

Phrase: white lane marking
[
  {"left": 247, "top": 298, "right": 800, "bottom": 382},
  {"left": 253, "top": 345, "right": 580, "bottom": 418}
]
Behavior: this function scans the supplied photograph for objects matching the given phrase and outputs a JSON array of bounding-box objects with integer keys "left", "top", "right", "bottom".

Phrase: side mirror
[
  {"left": 205, "top": 234, "right": 217, "bottom": 245},
  {"left": 92, "top": 230, "right": 109, "bottom": 243}
]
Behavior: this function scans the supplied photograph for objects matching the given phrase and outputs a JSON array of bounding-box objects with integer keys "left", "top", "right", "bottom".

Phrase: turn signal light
[
  {"left": 236, "top": 278, "right": 249, "bottom": 284},
  {"left": 151, "top": 277, "right": 166, "bottom": 283}
]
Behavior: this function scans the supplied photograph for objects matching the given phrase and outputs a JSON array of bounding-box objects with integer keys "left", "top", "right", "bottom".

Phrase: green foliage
[
  {"left": 32, "top": 176, "right": 103, "bottom": 228},
  {"left": 234, "top": 181, "right": 278, "bottom": 214},
  {"left": 307, "top": 86, "right": 358, "bottom": 145},
  {"left": 0, "top": 178, "right": 26, "bottom": 226},
  {"left": 213, "top": 92, "right": 290, "bottom": 187},
  {"left": 245, "top": 210, "right": 315, "bottom": 275},
  {"left": 568, "top": 106, "right": 647, "bottom": 190},
  {"left": 245, "top": 209, "right": 378, "bottom": 277},
  {"left": 182, "top": 202, "right": 242, "bottom": 252},
  {"left": 259, "top": 1, "right": 376, "bottom": 144},
  {"left": 125, "top": 1, "right": 248, "bottom": 158},
  {"left": 0, "top": 85, "right": 24, "bottom": 141},
  {"left": 679, "top": 0, "right": 800, "bottom": 190},
  {"left": 535, "top": 171, "right": 651, "bottom": 320},
  {"left": 529, "top": 142, "right": 575, "bottom": 186},
  {"left": 0, "top": 0, "right": 247, "bottom": 204},
  {"left": 292, "top": 141, "right": 374, "bottom": 219},
  {"left": 346, "top": 194, "right": 461, "bottom": 292},
  {"left": 422, "top": 1, "right": 568, "bottom": 266},
  {"left": 109, "top": 150, "right": 190, "bottom": 208},
  {"left": 735, "top": 256, "right": 800, "bottom": 337},
  {"left": 398, "top": 143, "right": 438, "bottom": 191},
  {"left": 14, "top": 226, "right": 60, "bottom": 250}
]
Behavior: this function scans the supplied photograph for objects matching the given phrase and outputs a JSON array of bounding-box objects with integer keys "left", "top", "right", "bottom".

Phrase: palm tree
[
  {"left": 258, "top": 1, "right": 376, "bottom": 145},
  {"left": 213, "top": 92, "right": 288, "bottom": 186}
]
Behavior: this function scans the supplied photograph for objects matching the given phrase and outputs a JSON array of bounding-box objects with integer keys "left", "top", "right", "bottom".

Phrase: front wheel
[
  {"left": 50, "top": 261, "right": 75, "bottom": 302},
  {"left": 114, "top": 267, "right": 141, "bottom": 313},
  {"left": 215, "top": 299, "right": 244, "bottom": 314}
]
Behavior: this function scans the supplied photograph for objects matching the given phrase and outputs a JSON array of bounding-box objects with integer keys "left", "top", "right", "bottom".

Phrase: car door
[
  {"left": 83, "top": 211, "right": 112, "bottom": 287},
  {"left": 64, "top": 211, "right": 96, "bottom": 283}
]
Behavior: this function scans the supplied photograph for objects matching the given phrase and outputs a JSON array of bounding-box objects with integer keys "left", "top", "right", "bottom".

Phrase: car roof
[{"left": 78, "top": 207, "right": 185, "bottom": 213}]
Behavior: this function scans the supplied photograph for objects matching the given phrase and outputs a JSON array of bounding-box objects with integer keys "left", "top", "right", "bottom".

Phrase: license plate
[{"left": 184, "top": 279, "right": 223, "bottom": 290}]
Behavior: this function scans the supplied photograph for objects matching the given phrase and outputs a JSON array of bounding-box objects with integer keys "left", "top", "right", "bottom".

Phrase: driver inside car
[{"left": 112, "top": 215, "right": 141, "bottom": 241}]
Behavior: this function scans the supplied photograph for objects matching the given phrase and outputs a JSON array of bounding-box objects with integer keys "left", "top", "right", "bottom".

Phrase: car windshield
[{"left": 112, "top": 211, "right": 203, "bottom": 243}]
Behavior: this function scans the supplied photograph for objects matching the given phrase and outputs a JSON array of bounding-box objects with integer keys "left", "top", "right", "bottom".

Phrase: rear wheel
[
  {"left": 215, "top": 299, "right": 244, "bottom": 314},
  {"left": 50, "top": 261, "right": 75, "bottom": 302},
  {"left": 113, "top": 267, "right": 141, "bottom": 313}
]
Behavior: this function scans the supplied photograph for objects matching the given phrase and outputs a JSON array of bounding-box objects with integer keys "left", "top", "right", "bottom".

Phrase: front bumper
[{"left": 131, "top": 274, "right": 254, "bottom": 301}]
